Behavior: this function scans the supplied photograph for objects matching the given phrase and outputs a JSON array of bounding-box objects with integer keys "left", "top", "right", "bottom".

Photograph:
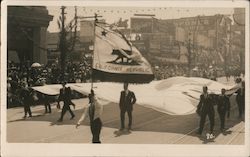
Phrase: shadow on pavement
[
  {"left": 8, "top": 107, "right": 88, "bottom": 126},
  {"left": 113, "top": 129, "right": 132, "bottom": 137},
  {"left": 7, "top": 102, "right": 244, "bottom": 140}
]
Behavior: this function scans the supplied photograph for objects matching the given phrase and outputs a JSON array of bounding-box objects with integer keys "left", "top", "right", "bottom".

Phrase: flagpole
[
  {"left": 90, "top": 13, "right": 98, "bottom": 90},
  {"left": 78, "top": 14, "right": 102, "bottom": 90}
]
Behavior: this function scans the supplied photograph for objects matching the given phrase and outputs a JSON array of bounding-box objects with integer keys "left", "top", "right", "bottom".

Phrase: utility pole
[
  {"left": 228, "top": 20, "right": 232, "bottom": 67},
  {"left": 215, "top": 14, "right": 219, "bottom": 51},
  {"left": 59, "top": 6, "right": 66, "bottom": 82},
  {"left": 187, "top": 38, "right": 191, "bottom": 77},
  {"left": 192, "top": 16, "right": 199, "bottom": 66}
]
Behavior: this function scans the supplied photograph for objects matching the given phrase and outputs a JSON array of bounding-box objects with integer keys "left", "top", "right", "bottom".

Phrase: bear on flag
[{"left": 92, "top": 23, "right": 154, "bottom": 83}]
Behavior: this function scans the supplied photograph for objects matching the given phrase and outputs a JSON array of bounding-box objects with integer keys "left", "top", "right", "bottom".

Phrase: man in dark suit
[
  {"left": 57, "top": 82, "right": 75, "bottom": 122},
  {"left": 236, "top": 80, "right": 245, "bottom": 119},
  {"left": 217, "top": 88, "right": 230, "bottom": 132},
  {"left": 119, "top": 83, "right": 136, "bottom": 131},
  {"left": 20, "top": 84, "right": 33, "bottom": 118},
  {"left": 196, "top": 86, "right": 215, "bottom": 138},
  {"left": 41, "top": 94, "right": 51, "bottom": 114}
]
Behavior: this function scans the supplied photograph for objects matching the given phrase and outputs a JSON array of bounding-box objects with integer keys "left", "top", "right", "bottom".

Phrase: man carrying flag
[
  {"left": 76, "top": 90, "right": 103, "bottom": 143},
  {"left": 90, "top": 21, "right": 154, "bottom": 133}
]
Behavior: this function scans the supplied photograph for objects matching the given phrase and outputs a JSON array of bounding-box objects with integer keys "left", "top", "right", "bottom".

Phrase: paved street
[{"left": 7, "top": 97, "right": 244, "bottom": 144}]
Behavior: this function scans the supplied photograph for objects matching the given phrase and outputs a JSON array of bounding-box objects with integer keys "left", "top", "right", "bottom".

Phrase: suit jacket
[
  {"left": 217, "top": 95, "right": 230, "bottom": 113},
  {"left": 197, "top": 93, "right": 215, "bottom": 114},
  {"left": 58, "top": 87, "right": 72, "bottom": 104},
  {"left": 119, "top": 90, "right": 136, "bottom": 111},
  {"left": 20, "top": 87, "right": 33, "bottom": 105},
  {"left": 236, "top": 87, "right": 245, "bottom": 104}
]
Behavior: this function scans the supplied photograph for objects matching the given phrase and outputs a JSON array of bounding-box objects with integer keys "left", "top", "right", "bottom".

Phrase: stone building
[{"left": 7, "top": 6, "right": 53, "bottom": 65}]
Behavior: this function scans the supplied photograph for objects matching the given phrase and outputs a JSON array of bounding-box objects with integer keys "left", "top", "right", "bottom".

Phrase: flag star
[{"left": 101, "top": 30, "right": 107, "bottom": 36}]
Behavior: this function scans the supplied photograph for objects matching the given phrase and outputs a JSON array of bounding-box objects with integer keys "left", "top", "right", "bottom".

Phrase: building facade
[
  {"left": 130, "top": 14, "right": 233, "bottom": 67},
  {"left": 7, "top": 6, "right": 53, "bottom": 65}
]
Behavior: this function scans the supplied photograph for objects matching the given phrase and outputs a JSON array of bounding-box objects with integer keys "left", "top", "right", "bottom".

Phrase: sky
[{"left": 46, "top": 6, "right": 234, "bottom": 32}]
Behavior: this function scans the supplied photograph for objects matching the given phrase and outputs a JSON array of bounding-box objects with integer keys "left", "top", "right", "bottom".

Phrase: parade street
[
  {"left": 6, "top": 78, "right": 244, "bottom": 144},
  {"left": 6, "top": 98, "right": 244, "bottom": 144}
]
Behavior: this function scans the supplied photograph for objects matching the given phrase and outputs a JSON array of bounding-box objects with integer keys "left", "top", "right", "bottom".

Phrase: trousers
[
  {"left": 90, "top": 118, "right": 102, "bottom": 143},
  {"left": 237, "top": 100, "right": 244, "bottom": 118},
  {"left": 120, "top": 109, "right": 132, "bottom": 129},
  {"left": 198, "top": 110, "right": 215, "bottom": 134},
  {"left": 59, "top": 103, "right": 74, "bottom": 120},
  {"left": 44, "top": 101, "right": 51, "bottom": 113},
  {"left": 218, "top": 111, "right": 226, "bottom": 129},
  {"left": 24, "top": 104, "right": 32, "bottom": 117}
]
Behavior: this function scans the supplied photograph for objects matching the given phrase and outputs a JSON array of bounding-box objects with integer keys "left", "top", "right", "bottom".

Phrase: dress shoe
[{"left": 70, "top": 115, "right": 75, "bottom": 120}]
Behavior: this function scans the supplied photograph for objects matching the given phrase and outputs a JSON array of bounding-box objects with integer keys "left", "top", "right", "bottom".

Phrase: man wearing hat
[{"left": 57, "top": 82, "right": 75, "bottom": 122}]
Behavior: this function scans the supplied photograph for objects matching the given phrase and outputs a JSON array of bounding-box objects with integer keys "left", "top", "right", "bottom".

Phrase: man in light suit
[
  {"left": 76, "top": 90, "right": 103, "bottom": 143},
  {"left": 119, "top": 83, "right": 136, "bottom": 131}
]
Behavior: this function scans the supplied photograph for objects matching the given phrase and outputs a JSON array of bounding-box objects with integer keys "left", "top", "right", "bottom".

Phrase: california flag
[{"left": 92, "top": 24, "right": 154, "bottom": 83}]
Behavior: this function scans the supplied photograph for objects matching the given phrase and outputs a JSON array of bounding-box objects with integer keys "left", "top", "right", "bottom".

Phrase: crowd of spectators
[
  {"left": 153, "top": 62, "right": 243, "bottom": 81},
  {"left": 7, "top": 60, "right": 92, "bottom": 108},
  {"left": 8, "top": 60, "right": 92, "bottom": 86},
  {"left": 7, "top": 58, "right": 244, "bottom": 108},
  {"left": 153, "top": 64, "right": 189, "bottom": 80}
]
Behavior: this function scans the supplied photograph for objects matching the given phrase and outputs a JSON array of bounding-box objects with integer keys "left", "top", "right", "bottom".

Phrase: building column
[{"left": 33, "top": 27, "right": 48, "bottom": 65}]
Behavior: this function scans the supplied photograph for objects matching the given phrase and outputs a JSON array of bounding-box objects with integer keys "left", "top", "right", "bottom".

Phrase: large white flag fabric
[
  {"left": 92, "top": 24, "right": 154, "bottom": 83},
  {"left": 32, "top": 77, "right": 240, "bottom": 115}
]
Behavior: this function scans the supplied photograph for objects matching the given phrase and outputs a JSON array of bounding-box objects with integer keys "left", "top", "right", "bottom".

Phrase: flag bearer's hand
[{"left": 76, "top": 123, "right": 80, "bottom": 129}]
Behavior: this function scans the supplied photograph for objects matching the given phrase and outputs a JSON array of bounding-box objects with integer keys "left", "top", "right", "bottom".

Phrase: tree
[{"left": 57, "top": 6, "right": 79, "bottom": 82}]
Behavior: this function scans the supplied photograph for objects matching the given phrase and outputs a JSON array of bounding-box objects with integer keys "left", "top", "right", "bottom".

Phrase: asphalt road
[
  {"left": 6, "top": 77, "right": 245, "bottom": 144},
  {"left": 7, "top": 98, "right": 244, "bottom": 144}
]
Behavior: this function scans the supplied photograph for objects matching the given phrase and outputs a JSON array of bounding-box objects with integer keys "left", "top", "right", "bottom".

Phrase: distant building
[
  {"left": 46, "top": 20, "right": 102, "bottom": 64},
  {"left": 80, "top": 20, "right": 95, "bottom": 42},
  {"left": 46, "top": 32, "right": 60, "bottom": 64},
  {"left": 46, "top": 31, "right": 91, "bottom": 64},
  {"left": 130, "top": 14, "right": 233, "bottom": 65},
  {"left": 232, "top": 8, "right": 245, "bottom": 71},
  {"left": 7, "top": 6, "right": 53, "bottom": 65}
]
